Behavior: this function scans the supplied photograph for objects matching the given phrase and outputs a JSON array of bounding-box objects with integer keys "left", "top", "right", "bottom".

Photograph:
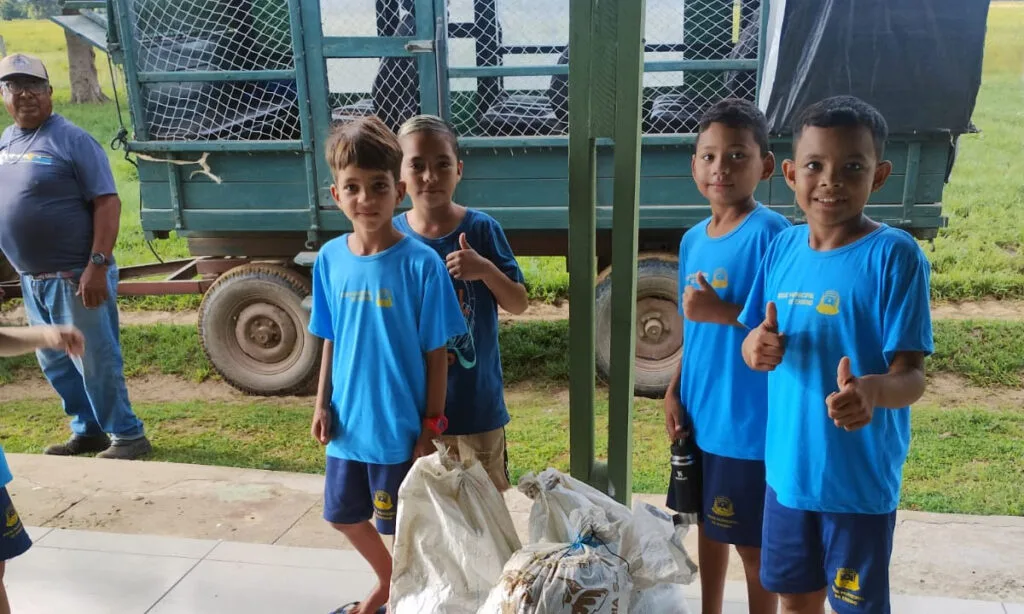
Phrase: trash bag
[
  {"left": 518, "top": 470, "right": 696, "bottom": 614},
  {"left": 479, "top": 508, "right": 633, "bottom": 614},
  {"left": 390, "top": 445, "right": 522, "bottom": 614}
]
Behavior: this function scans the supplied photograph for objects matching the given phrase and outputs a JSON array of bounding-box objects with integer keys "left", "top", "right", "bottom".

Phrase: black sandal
[{"left": 331, "top": 603, "right": 387, "bottom": 614}]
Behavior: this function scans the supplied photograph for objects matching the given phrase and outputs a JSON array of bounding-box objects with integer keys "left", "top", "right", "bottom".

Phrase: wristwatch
[
  {"left": 423, "top": 415, "right": 448, "bottom": 436},
  {"left": 90, "top": 252, "right": 110, "bottom": 266}
]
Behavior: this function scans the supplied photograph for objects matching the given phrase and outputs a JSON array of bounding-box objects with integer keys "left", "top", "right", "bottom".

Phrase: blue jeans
[{"left": 20, "top": 264, "right": 145, "bottom": 441}]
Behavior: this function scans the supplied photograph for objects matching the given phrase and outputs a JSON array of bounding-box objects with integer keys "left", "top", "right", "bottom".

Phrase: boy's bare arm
[
  {"left": 445, "top": 233, "right": 529, "bottom": 314},
  {"left": 311, "top": 340, "right": 334, "bottom": 445},
  {"left": 0, "top": 326, "right": 83, "bottom": 357},
  {"left": 827, "top": 351, "right": 926, "bottom": 431},
  {"left": 413, "top": 347, "right": 449, "bottom": 458},
  {"left": 683, "top": 273, "right": 743, "bottom": 327}
]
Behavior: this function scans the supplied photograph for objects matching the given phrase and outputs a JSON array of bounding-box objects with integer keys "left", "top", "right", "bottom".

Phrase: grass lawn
[
  {"left": 0, "top": 391, "right": 1020, "bottom": 517},
  {"left": 2, "top": 6, "right": 1023, "bottom": 303}
]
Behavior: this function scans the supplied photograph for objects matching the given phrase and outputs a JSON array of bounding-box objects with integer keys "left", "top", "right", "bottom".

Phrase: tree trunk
[{"left": 65, "top": 10, "right": 110, "bottom": 104}]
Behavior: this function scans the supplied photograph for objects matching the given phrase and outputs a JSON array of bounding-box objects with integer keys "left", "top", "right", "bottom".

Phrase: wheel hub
[
  {"left": 234, "top": 303, "right": 297, "bottom": 364},
  {"left": 636, "top": 296, "right": 682, "bottom": 361}
]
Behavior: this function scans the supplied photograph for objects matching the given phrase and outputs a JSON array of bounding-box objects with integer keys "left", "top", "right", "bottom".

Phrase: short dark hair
[
  {"left": 697, "top": 98, "right": 770, "bottom": 156},
  {"left": 326, "top": 116, "right": 403, "bottom": 180},
  {"left": 792, "top": 95, "right": 888, "bottom": 159}
]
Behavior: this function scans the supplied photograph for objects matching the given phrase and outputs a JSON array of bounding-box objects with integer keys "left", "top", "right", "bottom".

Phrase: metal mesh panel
[
  {"left": 445, "top": 0, "right": 760, "bottom": 137},
  {"left": 128, "top": 0, "right": 297, "bottom": 140},
  {"left": 447, "top": 0, "right": 568, "bottom": 137},
  {"left": 643, "top": 0, "right": 761, "bottom": 134},
  {"left": 322, "top": 0, "right": 421, "bottom": 132},
  {"left": 327, "top": 57, "right": 422, "bottom": 133}
]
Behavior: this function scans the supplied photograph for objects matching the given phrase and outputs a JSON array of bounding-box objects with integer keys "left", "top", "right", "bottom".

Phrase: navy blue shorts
[
  {"left": 0, "top": 487, "right": 32, "bottom": 561},
  {"left": 761, "top": 486, "right": 897, "bottom": 613},
  {"left": 322, "top": 457, "right": 413, "bottom": 535},
  {"left": 699, "top": 451, "right": 767, "bottom": 548}
]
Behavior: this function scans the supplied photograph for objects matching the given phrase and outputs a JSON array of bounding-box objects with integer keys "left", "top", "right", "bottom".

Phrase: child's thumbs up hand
[
  {"left": 682, "top": 272, "right": 726, "bottom": 323},
  {"left": 446, "top": 232, "right": 493, "bottom": 281},
  {"left": 827, "top": 356, "right": 876, "bottom": 431},
  {"left": 742, "top": 301, "right": 785, "bottom": 372}
]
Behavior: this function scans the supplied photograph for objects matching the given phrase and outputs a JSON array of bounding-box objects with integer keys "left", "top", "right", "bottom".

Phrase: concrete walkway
[{"left": 5, "top": 454, "right": 1024, "bottom": 613}]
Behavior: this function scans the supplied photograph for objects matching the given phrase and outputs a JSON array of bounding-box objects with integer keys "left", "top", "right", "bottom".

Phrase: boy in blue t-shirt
[
  {"left": 739, "top": 96, "right": 933, "bottom": 614},
  {"left": 394, "top": 115, "right": 528, "bottom": 492},
  {"left": 308, "top": 117, "right": 466, "bottom": 614},
  {"left": 664, "top": 99, "right": 789, "bottom": 614},
  {"left": 0, "top": 324, "right": 83, "bottom": 613}
]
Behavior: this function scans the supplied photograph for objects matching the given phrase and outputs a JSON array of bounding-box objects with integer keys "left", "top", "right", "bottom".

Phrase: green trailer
[{"left": 42, "top": 0, "right": 982, "bottom": 399}]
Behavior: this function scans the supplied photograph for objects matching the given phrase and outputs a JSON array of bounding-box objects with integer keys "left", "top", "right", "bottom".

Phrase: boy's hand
[
  {"left": 413, "top": 430, "right": 437, "bottom": 459},
  {"left": 446, "top": 233, "right": 493, "bottom": 281},
  {"left": 742, "top": 301, "right": 785, "bottom": 371},
  {"left": 43, "top": 326, "right": 85, "bottom": 356},
  {"left": 311, "top": 406, "right": 331, "bottom": 445},
  {"left": 682, "top": 273, "right": 725, "bottom": 323},
  {"left": 827, "top": 357, "right": 876, "bottom": 431},
  {"left": 664, "top": 394, "right": 686, "bottom": 442}
]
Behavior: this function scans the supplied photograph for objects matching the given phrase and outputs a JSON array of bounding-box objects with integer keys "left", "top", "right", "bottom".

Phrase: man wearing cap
[{"left": 0, "top": 53, "right": 151, "bottom": 460}]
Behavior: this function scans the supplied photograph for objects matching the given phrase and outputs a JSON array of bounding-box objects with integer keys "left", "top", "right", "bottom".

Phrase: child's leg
[
  {"left": 0, "top": 561, "right": 9, "bottom": 614},
  {"left": 322, "top": 457, "right": 392, "bottom": 614},
  {"left": 446, "top": 428, "right": 511, "bottom": 492},
  {"left": 760, "top": 487, "right": 829, "bottom": 614},
  {"left": 735, "top": 545, "right": 778, "bottom": 614},
  {"left": 329, "top": 521, "right": 391, "bottom": 614},
  {"left": 696, "top": 524, "right": 730, "bottom": 614},
  {"left": 699, "top": 452, "right": 773, "bottom": 614},
  {"left": 820, "top": 509, "right": 898, "bottom": 614}
]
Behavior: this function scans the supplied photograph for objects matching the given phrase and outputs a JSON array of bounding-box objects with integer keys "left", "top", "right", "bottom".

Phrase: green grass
[
  {"left": 4, "top": 7, "right": 1024, "bottom": 304},
  {"left": 0, "top": 390, "right": 1019, "bottom": 515}
]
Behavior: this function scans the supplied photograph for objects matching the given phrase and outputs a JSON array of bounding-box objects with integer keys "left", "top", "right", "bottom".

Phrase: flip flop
[{"left": 330, "top": 603, "right": 387, "bottom": 614}]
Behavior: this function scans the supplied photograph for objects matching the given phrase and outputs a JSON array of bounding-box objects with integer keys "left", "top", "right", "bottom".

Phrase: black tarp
[{"left": 762, "top": 0, "right": 991, "bottom": 134}]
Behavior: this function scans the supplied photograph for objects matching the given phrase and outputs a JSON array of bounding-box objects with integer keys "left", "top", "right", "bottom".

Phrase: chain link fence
[
  {"left": 447, "top": 0, "right": 761, "bottom": 138},
  {"left": 129, "top": 0, "right": 300, "bottom": 141}
]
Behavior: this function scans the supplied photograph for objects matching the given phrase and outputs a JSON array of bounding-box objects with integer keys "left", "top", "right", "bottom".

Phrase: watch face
[{"left": 91, "top": 253, "right": 105, "bottom": 264}]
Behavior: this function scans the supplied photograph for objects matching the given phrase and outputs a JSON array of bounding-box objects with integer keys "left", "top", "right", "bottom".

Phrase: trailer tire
[
  {"left": 595, "top": 253, "right": 682, "bottom": 399},
  {"left": 199, "top": 264, "right": 321, "bottom": 396}
]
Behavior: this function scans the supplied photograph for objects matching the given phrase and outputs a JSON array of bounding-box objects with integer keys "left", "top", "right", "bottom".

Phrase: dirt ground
[{"left": 1, "top": 298, "right": 1021, "bottom": 328}]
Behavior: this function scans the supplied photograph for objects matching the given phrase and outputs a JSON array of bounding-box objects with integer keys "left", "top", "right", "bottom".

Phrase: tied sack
[
  {"left": 390, "top": 445, "right": 522, "bottom": 614},
  {"left": 479, "top": 507, "right": 633, "bottom": 614}
]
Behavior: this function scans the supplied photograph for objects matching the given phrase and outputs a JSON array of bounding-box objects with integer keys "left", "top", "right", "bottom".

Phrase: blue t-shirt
[
  {"left": 308, "top": 235, "right": 467, "bottom": 464},
  {"left": 738, "top": 224, "right": 934, "bottom": 515},
  {"left": 0, "top": 448, "right": 10, "bottom": 487},
  {"left": 678, "top": 204, "right": 791, "bottom": 460},
  {"left": 0, "top": 114, "right": 117, "bottom": 274},
  {"left": 394, "top": 209, "right": 525, "bottom": 435}
]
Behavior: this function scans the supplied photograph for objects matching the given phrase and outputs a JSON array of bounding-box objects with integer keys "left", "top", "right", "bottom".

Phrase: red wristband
[{"left": 423, "top": 415, "right": 448, "bottom": 435}]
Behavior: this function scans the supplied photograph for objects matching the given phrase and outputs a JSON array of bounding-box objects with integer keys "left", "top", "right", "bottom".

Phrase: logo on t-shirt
[
  {"left": 341, "top": 289, "right": 394, "bottom": 308},
  {"left": 816, "top": 290, "right": 841, "bottom": 316},
  {"left": 0, "top": 151, "right": 55, "bottom": 166},
  {"left": 711, "top": 268, "right": 729, "bottom": 289}
]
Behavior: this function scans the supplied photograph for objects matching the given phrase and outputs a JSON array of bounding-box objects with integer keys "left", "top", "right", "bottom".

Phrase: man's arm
[{"left": 91, "top": 194, "right": 121, "bottom": 261}]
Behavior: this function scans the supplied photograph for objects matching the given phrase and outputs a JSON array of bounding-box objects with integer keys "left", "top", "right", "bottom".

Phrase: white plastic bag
[
  {"left": 518, "top": 470, "right": 695, "bottom": 614},
  {"left": 479, "top": 508, "right": 633, "bottom": 614},
  {"left": 390, "top": 446, "right": 522, "bottom": 614},
  {"left": 518, "top": 468, "right": 633, "bottom": 544}
]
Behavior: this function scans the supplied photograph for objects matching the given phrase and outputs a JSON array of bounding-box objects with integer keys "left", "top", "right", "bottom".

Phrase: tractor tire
[
  {"left": 198, "top": 264, "right": 321, "bottom": 396},
  {"left": 595, "top": 253, "right": 682, "bottom": 399}
]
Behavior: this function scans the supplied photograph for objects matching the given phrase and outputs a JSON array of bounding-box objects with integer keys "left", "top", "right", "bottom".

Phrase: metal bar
[
  {"left": 116, "top": 259, "right": 199, "bottom": 280},
  {"left": 110, "top": 0, "right": 149, "bottom": 140},
  {"left": 434, "top": 0, "right": 453, "bottom": 122},
  {"left": 449, "top": 58, "right": 758, "bottom": 79},
  {"left": 320, "top": 36, "right": 417, "bottom": 58},
  {"left": 128, "top": 140, "right": 305, "bottom": 152},
  {"left": 756, "top": 0, "right": 771, "bottom": 101},
  {"left": 606, "top": 0, "right": 646, "bottom": 507},
  {"left": 415, "top": 0, "right": 440, "bottom": 115},
  {"left": 167, "top": 260, "right": 199, "bottom": 281},
  {"left": 287, "top": 0, "right": 322, "bottom": 248},
  {"left": 301, "top": 0, "right": 334, "bottom": 218},
  {"left": 902, "top": 142, "right": 922, "bottom": 221},
  {"left": 567, "top": 0, "right": 597, "bottom": 487},
  {"left": 117, "top": 280, "right": 214, "bottom": 296},
  {"left": 135, "top": 70, "right": 295, "bottom": 83},
  {"left": 166, "top": 154, "right": 184, "bottom": 231},
  {"left": 63, "top": 1, "right": 105, "bottom": 10}
]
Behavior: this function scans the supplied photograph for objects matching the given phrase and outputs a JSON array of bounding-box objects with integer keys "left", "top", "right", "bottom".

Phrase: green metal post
[
  {"left": 567, "top": 0, "right": 597, "bottom": 486},
  {"left": 606, "top": 0, "right": 647, "bottom": 506}
]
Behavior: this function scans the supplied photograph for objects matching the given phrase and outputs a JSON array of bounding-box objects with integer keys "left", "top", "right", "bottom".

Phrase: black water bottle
[{"left": 668, "top": 429, "right": 702, "bottom": 520}]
